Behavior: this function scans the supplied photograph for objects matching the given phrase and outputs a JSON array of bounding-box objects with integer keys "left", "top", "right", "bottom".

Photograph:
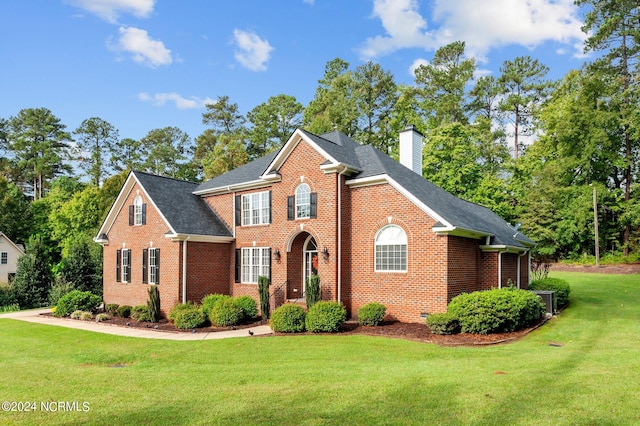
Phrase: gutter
[{"left": 182, "top": 236, "right": 190, "bottom": 303}]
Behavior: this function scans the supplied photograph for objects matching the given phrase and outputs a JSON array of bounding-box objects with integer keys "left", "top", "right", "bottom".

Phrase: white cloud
[
  {"left": 109, "top": 26, "right": 172, "bottom": 67},
  {"left": 138, "top": 92, "right": 215, "bottom": 109},
  {"left": 67, "top": 0, "right": 155, "bottom": 24},
  {"left": 408, "top": 58, "right": 429, "bottom": 76},
  {"left": 232, "top": 29, "right": 274, "bottom": 71},
  {"left": 359, "top": 0, "right": 586, "bottom": 61}
]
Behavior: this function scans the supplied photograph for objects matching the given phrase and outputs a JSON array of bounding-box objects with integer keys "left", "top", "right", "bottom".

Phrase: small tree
[
  {"left": 60, "top": 238, "right": 102, "bottom": 296},
  {"left": 305, "top": 274, "right": 321, "bottom": 308},
  {"left": 258, "top": 275, "right": 270, "bottom": 321},
  {"left": 12, "top": 235, "right": 52, "bottom": 308},
  {"left": 147, "top": 285, "right": 160, "bottom": 322}
]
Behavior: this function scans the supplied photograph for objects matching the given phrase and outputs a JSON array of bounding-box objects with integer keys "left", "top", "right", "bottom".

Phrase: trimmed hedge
[
  {"left": 54, "top": 290, "right": 102, "bottom": 317},
  {"left": 210, "top": 298, "right": 243, "bottom": 327},
  {"left": 201, "top": 294, "right": 231, "bottom": 319},
  {"left": 305, "top": 301, "right": 346, "bottom": 333},
  {"left": 270, "top": 304, "right": 306, "bottom": 333},
  {"left": 234, "top": 295, "right": 258, "bottom": 320},
  {"left": 426, "top": 312, "right": 461, "bottom": 335},
  {"left": 116, "top": 305, "right": 132, "bottom": 318},
  {"left": 168, "top": 302, "right": 198, "bottom": 322},
  {"left": 105, "top": 303, "right": 119, "bottom": 315},
  {"left": 173, "top": 306, "right": 206, "bottom": 329},
  {"left": 358, "top": 302, "right": 386, "bottom": 326},
  {"left": 131, "top": 305, "right": 151, "bottom": 322},
  {"left": 448, "top": 287, "right": 544, "bottom": 334},
  {"left": 529, "top": 277, "right": 571, "bottom": 308}
]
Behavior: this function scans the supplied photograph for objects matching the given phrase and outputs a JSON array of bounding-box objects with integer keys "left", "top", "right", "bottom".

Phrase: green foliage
[
  {"left": 12, "top": 235, "right": 53, "bottom": 308},
  {"left": 0, "top": 304, "right": 20, "bottom": 313},
  {"left": 58, "top": 236, "right": 102, "bottom": 295},
  {"left": 209, "top": 298, "right": 243, "bottom": 327},
  {"left": 305, "top": 274, "right": 321, "bottom": 308},
  {"left": 358, "top": 302, "right": 386, "bottom": 326},
  {"left": 95, "top": 313, "right": 109, "bottom": 322},
  {"left": 116, "top": 305, "right": 132, "bottom": 318},
  {"left": 54, "top": 290, "right": 102, "bottom": 317},
  {"left": 73, "top": 117, "right": 119, "bottom": 186},
  {"left": 448, "top": 288, "right": 544, "bottom": 334},
  {"left": 269, "top": 304, "right": 306, "bottom": 333},
  {"left": 0, "top": 281, "right": 17, "bottom": 308},
  {"left": 0, "top": 176, "right": 32, "bottom": 244},
  {"left": 234, "top": 295, "right": 258, "bottom": 320},
  {"left": 80, "top": 311, "right": 93, "bottom": 321},
  {"left": 173, "top": 306, "right": 206, "bottom": 330},
  {"left": 305, "top": 301, "right": 347, "bottom": 333},
  {"left": 168, "top": 302, "right": 198, "bottom": 321},
  {"left": 200, "top": 294, "right": 231, "bottom": 319},
  {"left": 47, "top": 276, "right": 76, "bottom": 306},
  {"left": 130, "top": 305, "right": 151, "bottom": 322},
  {"left": 529, "top": 277, "right": 571, "bottom": 308},
  {"left": 147, "top": 285, "right": 161, "bottom": 322},
  {"left": 426, "top": 312, "right": 461, "bottom": 335},
  {"left": 258, "top": 276, "right": 270, "bottom": 320},
  {"left": 70, "top": 310, "right": 83, "bottom": 320},
  {"left": 105, "top": 303, "right": 119, "bottom": 315}
]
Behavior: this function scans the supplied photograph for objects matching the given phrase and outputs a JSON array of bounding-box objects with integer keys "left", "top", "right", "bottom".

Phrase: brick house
[
  {"left": 0, "top": 231, "right": 24, "bottom": 283},
  {"left": 95, "top": 126, "right": 534, "bottom": 322}
]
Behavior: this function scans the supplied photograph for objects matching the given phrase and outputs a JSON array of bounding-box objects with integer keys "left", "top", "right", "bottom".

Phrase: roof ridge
[{"left": 132, "top": 170, "right": 198, "bottom": 185}]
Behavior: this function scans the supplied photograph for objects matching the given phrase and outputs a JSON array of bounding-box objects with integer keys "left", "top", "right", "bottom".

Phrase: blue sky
[{"left": 0, "top": 0, "right": 592, "bottom": 144}]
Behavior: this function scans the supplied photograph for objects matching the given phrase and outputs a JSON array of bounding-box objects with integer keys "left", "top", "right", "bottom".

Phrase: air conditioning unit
[{"left": 532, "top": 290, "right": 557, "bottom": 315}]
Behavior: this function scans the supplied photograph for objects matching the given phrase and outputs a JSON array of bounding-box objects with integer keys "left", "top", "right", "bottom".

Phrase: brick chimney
[{"left": 399, "top": 125, "right": 423, "bottom": 175}]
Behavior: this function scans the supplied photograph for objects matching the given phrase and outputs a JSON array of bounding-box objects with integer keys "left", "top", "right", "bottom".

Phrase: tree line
[{"left": 0, "top": 1, "right": 638, "bottom": 302}]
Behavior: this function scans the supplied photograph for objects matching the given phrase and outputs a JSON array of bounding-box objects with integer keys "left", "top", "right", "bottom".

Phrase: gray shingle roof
[
  {"left": 134, "top": 171, "right": 232, "bottom": 237},
  {"left": 194, "top": 151, "right": 279, "bottom": 193}
]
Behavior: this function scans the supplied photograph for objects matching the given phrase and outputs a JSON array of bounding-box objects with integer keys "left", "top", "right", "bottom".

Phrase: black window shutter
[
  {"left": 142, "top": 249, "right": 148, "bottom": 284},
  {"left": 310, "top": 192, "right": 318, "bottom": 218},
  {"left": 235, "top": 249, "right": 241, "bottom": 283},
  {"left": 268, "top": 191, "right": 272, "bottom": 223},
  {"left": 235, "top": 195, "right": 241, "bottom": 226},
  {"left": 142, "top": 203, "right": 147, "bottom": 225},
  {"left": 116, "top": 250, "right": 121, "bottom": 282},
  {"left": 267, "top": 248, "right": 272, "bottom": 280},
  {"left": 128, "top": 205, "right": 134, "bottom": 226},
  {"left": 155, "top": 248, "right": 160, "bottom": 284},
  {"left": 287, "top": 195, "right": 294, "bottom": 220}
]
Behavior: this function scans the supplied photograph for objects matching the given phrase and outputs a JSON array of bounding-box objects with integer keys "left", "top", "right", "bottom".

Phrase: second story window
[
  {"left": 134, "top": 196, "right": 143, "bottom": 225},
  {"left": 295, "top": 183, "right": 311, "bottom": 219},
  {"left": 237, "top": 191, "right": 271, "bottom": 226}
]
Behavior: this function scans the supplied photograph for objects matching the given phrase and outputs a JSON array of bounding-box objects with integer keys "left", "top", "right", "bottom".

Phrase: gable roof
[
  {"left": 96, "top": 171, "right": 233, "bottom": 243},
  {"left": 0, "top": 232, "right": 25, "bottom": 254},
  {"left": 194, "top": 128, "right": 533, "bottom": 250}
]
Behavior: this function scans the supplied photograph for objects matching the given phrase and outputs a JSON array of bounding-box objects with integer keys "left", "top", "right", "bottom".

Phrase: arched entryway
[{"left": 286, "top": 231, "right": 319, "bottom": 300}]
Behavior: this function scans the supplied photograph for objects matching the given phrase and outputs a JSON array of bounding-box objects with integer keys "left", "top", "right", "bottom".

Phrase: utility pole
[{"left": 593, "top": 186, "right": 600, "bottom": 267}]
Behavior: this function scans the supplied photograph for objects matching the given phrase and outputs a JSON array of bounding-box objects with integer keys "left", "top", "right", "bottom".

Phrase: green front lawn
[{"left": 1, "top": 272, "right": 639, "bottom": 425}]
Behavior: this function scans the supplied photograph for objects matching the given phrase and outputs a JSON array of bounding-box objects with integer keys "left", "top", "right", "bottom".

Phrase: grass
[{"left": 1, "top": 272, "right": 639, "bottom": 425}]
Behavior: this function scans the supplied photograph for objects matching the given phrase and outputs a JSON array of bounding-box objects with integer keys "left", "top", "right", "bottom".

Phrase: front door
[{"left": 303, "top": 236, "right": 318, "bottom": 295}]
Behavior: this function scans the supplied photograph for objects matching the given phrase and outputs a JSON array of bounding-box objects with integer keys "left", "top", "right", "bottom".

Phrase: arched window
[
  {"left": 134, "top": 196, "right": 143, "bottom": 226},
  {"left": 375, "top": 225, "right": 407, "bottom": 272},
  {"left": 295, "top": 183, "right": 311, "bottom": 219}
]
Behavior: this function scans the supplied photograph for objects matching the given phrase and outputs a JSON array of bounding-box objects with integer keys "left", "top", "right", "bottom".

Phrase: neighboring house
[
  {"left": 0, "top": 232, "right": 25, "bottom": 283},
  {"left": 95, "top": 126, "right": 534, "bottom": 322}
]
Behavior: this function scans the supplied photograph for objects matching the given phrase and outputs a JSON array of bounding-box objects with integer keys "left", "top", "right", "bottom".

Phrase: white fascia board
[
  {"left": 192, "top": 179, "right": 274, "bottom": 196},
  {"left": 320, "top": 162, "right": 361, "bottom": 175},
  {"left": 94, "top": 172, "right": 176, "bottom": 242},
  {"left": 433, "top": 225, "right": 493, "bottom": 239},
  {"left": 346, "top": 174, "right": 453, "bottom": 228},
  {"left": 166, "top": 233, "right": 235, "bottom": 243},
  {"left": 479, "top": 245, "right": 528, "bottom": 254}
]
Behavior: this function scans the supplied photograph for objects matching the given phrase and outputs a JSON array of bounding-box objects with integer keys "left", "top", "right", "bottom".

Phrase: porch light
[
  {"left": 274, "top": 249, "right": 281, "bottom": 261},
  {"left": 322, "top": 247, "right": 329, "bottom": 260}
]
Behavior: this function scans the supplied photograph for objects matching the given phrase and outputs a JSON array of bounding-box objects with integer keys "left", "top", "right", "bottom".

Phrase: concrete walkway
[{"left": 0, "top": 308, "right": 273, "bottom": 341}]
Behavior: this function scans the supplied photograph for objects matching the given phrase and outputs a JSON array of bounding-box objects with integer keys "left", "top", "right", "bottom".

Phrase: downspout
[
  {"left": 182, "top": 237, "right": 190, "bottom": 303},
  {"left": 337, "top": 167, "right": 347, "bottom": 303},
  {"left": 497, "top": 249, "right": 508, "bottom": 289}
]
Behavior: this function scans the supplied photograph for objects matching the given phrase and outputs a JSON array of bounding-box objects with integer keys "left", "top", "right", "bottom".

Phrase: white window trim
[
  {"left": 241, "top": 191, "right": 270, "bottom": 226},
  {"left": 122, "top": 249, "right": 132, "bottom": 282},
  {"left": 241, "top": 247, "right": 270, "bottom": 284},
  {"left": 134, "top": 196, "right": 143, "bottom": 226},
  {"left": 295, "top": 183, "right": 311, "bottom": 219},
  {"left": 374, "top": 225, "right": 408, "bottom": 273},
  {"left": 149, "top": 248, "right": 159, "bottom": 285}
]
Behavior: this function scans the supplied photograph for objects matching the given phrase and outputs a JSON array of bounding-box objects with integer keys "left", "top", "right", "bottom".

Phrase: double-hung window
[
  {"left": 0, "top": 252, "right": 7, "bottom": 265},
  {"left": 239, "top": 191, "right": 271, "bottom": 226},
  {"left": 142, "top": 248, "right": 160, "bottom": 284},
  {"left": 375, "top": 225, "right": 407, "bottom": 272},
  {"left": 117, "top": 249, "right": 132, "bottom": 282},
  {"left": 240, "top": 247, "right": 270, "bottom": 284}
]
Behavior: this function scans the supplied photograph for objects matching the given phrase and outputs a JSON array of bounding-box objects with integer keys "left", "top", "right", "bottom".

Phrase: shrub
[
  {"left": 131, "top": 305, "right": 151, "bottom": 322},
  {"left": 270, "top": 304, "right": 306, "bottom": 333},
  {"left": 173, "top": 307, "right": 206, "bottom": 330},
  {"left": 55, "top": 290, "right": 102, "bottom": 317},
  {"left": 358, "top": 302, "right": 386, "bottom": 326},
  {"left": 169, "top": 302, "right": 198, "bottom": 322},
  {"left": 0, "top": 281, "right": 17, "bottom": 308},
  {"left": 48, "top": 278, "right": 76, "bottom": 306},
  {"left": 95, "top": 313, "right": 109, "bottom": 322},
  {"left": 105, "top": 303, "right": 119, "bottom": 315},
  {"left": 147, "top": 285, "right": 160, "bottom": 322},
  {"left": 80, "top": 311, "right": 93, "bottom": 321},
  {"left": 305, "top": 301, "right": 346, "bottom": 333},
  {"left": 234, "top": 295, "right": 258, "bottom": 320},
  {"left": 426, "top": 312, "right": 461, "bottom": 335},
  {"left": 116, "top": 305, "right": 132, "bottom": 318},
  {"left": 201, "top": 294, "right": 231, "bottom": 319},
  {"left": 305, "top": 274, "right": 321, "bottom": 308},
  {"left": 70, "top": 310, "right": 83, "bottom": 319},
  {"left": 258, "top": 276, "right": 270, "bottom": 320},
  {"left": 529, "top": 277, "right": 571, "bottom": 308},
  {"left": 0, "top": 304, "right": 20, "bottom": 313},
  {"left": 210, "top": 298, "right": 243, "bottom": 327},
  {"left": 448, "top": 288, "right": 544, "bottom": 334}
]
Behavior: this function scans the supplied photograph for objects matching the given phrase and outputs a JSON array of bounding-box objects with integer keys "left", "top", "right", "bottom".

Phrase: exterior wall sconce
[
  {"left": 322, "top": 247, "right": 329, "bottom": 260},
  {"left": 274, "top": 249, "right": 281, "bottom": 261}
]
